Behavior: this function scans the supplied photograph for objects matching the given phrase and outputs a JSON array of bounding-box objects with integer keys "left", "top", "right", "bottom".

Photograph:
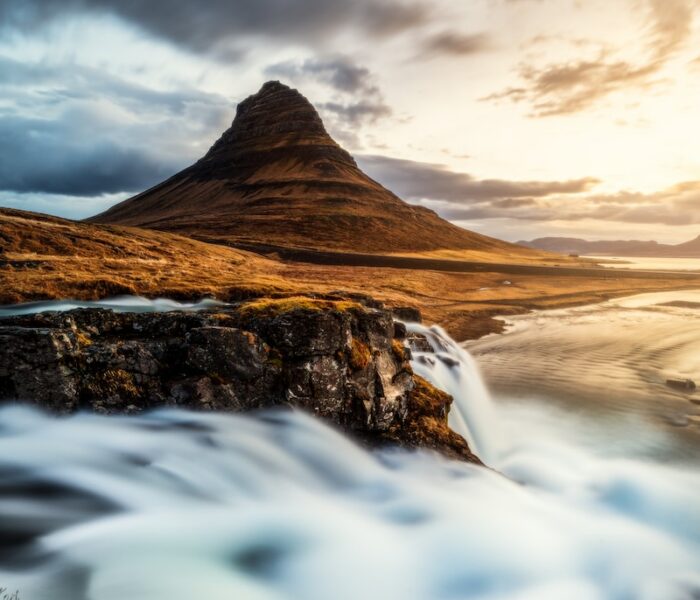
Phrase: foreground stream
[{"left": 1, "top": 297, "right": 700, "bottom": 600}]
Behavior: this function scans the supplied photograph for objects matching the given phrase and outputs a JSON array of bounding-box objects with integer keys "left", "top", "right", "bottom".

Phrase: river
[{"left": 466, "top": 290, "right": 700, "bottom": 462}]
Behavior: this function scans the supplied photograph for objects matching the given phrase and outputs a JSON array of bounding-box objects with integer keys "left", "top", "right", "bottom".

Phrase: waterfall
[
  {"left": 2, "top": 300, "right": 700, "bottom": 599},
  {"left": 405, "top": 322, "right": 500, "bottom": 464}
]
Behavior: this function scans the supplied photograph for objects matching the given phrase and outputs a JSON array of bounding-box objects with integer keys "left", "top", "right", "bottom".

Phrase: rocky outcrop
[{"left": 0, "top": 296, "right": 480, "bottom": 462}]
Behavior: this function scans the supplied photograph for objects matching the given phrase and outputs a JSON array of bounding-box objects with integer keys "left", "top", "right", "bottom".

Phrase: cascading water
[
  {"left": 1, "top": 298, "right": 700, "bottom": 599},
  {"left": 0, "top": 296, "right": 226, "bottom": 318},
  {"left": 405, "top": 322, "right": 500, "bottom": 464}
]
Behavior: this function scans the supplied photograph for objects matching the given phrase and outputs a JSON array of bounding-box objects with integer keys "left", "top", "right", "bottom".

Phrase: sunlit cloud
[
  {"left": 420, "top": 30, "right": 491, "bottom": 58},
  {"left": 359, "top": 155, "right": 600, "bottom": 202},
  {"left": 483, "top": 0, "right": 697, "bottom": 116}
]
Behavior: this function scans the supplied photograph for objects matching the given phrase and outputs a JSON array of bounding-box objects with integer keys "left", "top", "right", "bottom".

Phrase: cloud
[
  {"left": 0, "top": 0, "right": 432, "bottom": 58},
  {"left": 358, "top": 154, "right": 599, "bottom": 202},
  {"left": 0, "top": 114, "right": 183, "bottom": 196},
  {"left": 421, "top": 31, "right": 491, "bottom": 58},
  {"left": 359, "top": 154, "right": 700, "bottom": 230},
  {"left": 440, "top": 179, "right": 700, "bottom": 226},
  {"left": 320, "top": 101, "right": 393, "bottom": 127},
  {"left": 266, "top": 58, "right": 377, "bottom": 94},
  {"left": 484, "top": 0, "right": 697, "bottom": 116},
  {"left": 0, "top": 57, "right": 231, "bottom": 199}
]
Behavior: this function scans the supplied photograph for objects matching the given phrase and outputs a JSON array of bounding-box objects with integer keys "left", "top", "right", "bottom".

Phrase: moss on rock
[{"left": 238, "top": 295, "right": 363, "bottom": 317}]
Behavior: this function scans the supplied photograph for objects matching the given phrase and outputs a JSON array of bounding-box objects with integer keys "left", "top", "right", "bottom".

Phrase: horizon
[{"left": 1, "top": 0, "right": 699, "bottom": 243}]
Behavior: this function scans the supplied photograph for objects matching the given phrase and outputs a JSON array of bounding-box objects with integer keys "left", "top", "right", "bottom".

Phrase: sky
[{"left": 1, "top": 0, "right": 699, "bottom": 243}]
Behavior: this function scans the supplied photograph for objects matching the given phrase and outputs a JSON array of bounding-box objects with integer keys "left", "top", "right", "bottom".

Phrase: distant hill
[
  {"left": 0, "top": 207, "right": 282, "bottom": 304},
  {"left": 89, "top": 81, "right": 547, "bottom": 261},
  {"left": 519, "top": 235, "right": 700, "bottom": 258}
]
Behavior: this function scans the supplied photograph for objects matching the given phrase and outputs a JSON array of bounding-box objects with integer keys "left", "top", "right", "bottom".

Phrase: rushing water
[
  {"left": 1, "top": 297, "right": 700, "bottom": 599},
  {"left": 0, "top": 296, "right": 226, "bottom": 318},
  {"left": 405, "top": 323, "right": 500, "bottom": 465}
]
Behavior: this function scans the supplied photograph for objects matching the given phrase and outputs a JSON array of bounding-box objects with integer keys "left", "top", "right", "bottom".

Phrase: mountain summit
[{"left": 90, "top": 81, "right": 534, "bottom": 256}]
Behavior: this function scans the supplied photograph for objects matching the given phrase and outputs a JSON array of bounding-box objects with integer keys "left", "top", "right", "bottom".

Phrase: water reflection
[{"left": 467, "top": 290, "right": 700, "bottom": 457}]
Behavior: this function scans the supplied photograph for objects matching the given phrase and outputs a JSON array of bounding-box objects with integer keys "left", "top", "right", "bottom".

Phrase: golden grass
[
  {"left": 238, "top": 296, "right": 363, "bottom": 317},
  {"left": 0, "top": 208, "right": 295, "bottom": 304},
  {"left": 4, "top": 207, "right": 700, "bottom": 341},
  {"left": 349, "top": 338, "right": 372, "bottom": 370}
]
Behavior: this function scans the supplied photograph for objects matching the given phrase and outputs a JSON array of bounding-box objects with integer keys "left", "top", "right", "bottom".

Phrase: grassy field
[{"left": 4, "top": 208, "right": 700, "bottom": 340}]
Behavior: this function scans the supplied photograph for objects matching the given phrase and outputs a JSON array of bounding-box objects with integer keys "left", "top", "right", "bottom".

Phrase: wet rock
[
  {"left": 0, "top": 297, "right": 478, "bottom": 462},
  {"left": 392, "top": 306, "right": 422, "bottom": 323},
  {"left": 393, "top": 321, "right": 407, "bottom": 340},
  {"left": 406, "top": 333, "right": 433, "bottom": 353}
]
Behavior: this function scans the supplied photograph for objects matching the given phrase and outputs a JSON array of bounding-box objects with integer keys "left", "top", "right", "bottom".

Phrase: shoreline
[{"left": 452, "top": 283, "right": 700, "bottom": 342}]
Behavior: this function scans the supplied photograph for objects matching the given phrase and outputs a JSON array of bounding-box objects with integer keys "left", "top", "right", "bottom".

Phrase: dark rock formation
[
  {"left": 392, "top": 306, "right": 422, "bottom": 323},
  {"left": 0, "top": 296, "right": 480, "bottom": 463}
]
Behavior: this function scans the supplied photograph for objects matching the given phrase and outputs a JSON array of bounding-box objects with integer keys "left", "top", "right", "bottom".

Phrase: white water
[
  {"left": 0, "top": 296, "right": 226, "bottom": 318},
  {"left": 405, "top": 323, "right": 500, "bottom": 465},
  {"left": 1, "top": 405, "right": 699, "bottom": 600},
  {"left": 1, "top": 298, "right": 700, "bottom": 599}
]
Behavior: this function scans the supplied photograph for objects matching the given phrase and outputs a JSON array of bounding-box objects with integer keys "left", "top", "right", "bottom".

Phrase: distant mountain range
[{"left": 518, "top": 235, "right": 700, "bottom": 258}]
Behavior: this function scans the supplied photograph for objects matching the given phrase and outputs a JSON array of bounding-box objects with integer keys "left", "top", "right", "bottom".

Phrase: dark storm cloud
[
  {"left": 358, "top": 155, "right": 599, "bottom": 202},
  {"left": 0, "top": 0, "right": 431, "bottom": 57},
  {"left": 484, "top": 0, "right": 696, "bottom": 116},
  {"left": 0, "top": 114, "right": 184, "bottom": 196},
  {"left": 266, "top": 58, "right": 376, "bottom": 94},
  {"left": 0, "top": 57, "right": 232, "bottom": 197}
]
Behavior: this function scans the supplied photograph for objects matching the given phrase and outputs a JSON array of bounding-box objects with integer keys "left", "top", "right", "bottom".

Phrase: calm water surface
[
  {"left": 588, "top": 255, "right": 700, "bottom": 272},
  {"left": 467, "top": 290, "right": 700, "bottom": 460}
]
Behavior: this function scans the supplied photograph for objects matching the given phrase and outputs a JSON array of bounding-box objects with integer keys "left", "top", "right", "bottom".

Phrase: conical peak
[
  {"left": 208, "top": 81, "right": 331, "bottom": 153},
  {"left": 235, "top": 80, "right": 300, "bottom": 118},
  {"left": 198, "top": 80, "right": 353, "bottom": 170},
  {"left": 256, "top": 80, "right": 292, "bottom": 96}
]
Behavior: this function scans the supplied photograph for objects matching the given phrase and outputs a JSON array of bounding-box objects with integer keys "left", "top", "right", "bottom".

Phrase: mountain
[
  {"left": 89, "top": 81, "right": 545, "bottom": 259},
  {"left": 519, "top": 235, "right": 700, "bottom": 258},
  {"left": 672, "top": 234, "right": 700, "bottom": 254}
]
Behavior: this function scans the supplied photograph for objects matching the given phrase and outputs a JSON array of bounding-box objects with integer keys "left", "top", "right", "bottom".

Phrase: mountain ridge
[{"left": 519, "top": 234, "right": 700, "bottom": 258}]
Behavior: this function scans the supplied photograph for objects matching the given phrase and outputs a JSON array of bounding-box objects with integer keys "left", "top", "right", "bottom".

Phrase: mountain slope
[
  {"left": 0, "top": 207, "right": 286, "bottom": 304},
  {"left": 89, "top": 81, "right": 545, "bottom": 259},
  {"left": 520, "top": 235, "right": 700, "bottom": 258}
]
